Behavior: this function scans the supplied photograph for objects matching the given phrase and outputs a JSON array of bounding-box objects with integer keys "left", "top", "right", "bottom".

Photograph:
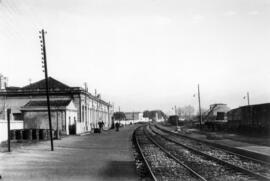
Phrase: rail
[
  {"left": 133, "top": 126, "right": 158, "bottom": 181},
  {"left": 151, "top": 124, "right": 270, "bottom": 181},
  {"left": 143, "top": 126, "right": 207, "bottom": 181}
]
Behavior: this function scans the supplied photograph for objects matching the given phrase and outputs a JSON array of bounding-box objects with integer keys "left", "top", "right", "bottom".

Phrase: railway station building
[{"left": 0, "top": 77, "right": 113, "bottom": 135}]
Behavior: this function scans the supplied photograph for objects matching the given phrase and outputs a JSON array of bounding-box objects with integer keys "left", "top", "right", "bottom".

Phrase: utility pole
[
  {"left": 118, "top": 106, "right": 120, "bottom": 124},
  {"left": 7, "top": 108, "right": 11, "bottom": 152},
  {"left": 198, "top": 84, "right": 202, "bottom": 129},
  {"left": 39, "top": 29, "right": 54, "bottom": 151},
  {"left": 246, "top": 92, "right": 252, "bottom": 126},
  {"left": 133, "top": 111, "right": 134, "bottom": 124},
  {"left": 247, "top": 92, "right": 250, "bottom": 106},
  {"left": 175, "top": 105, "right": 178, "bottom": 127}
]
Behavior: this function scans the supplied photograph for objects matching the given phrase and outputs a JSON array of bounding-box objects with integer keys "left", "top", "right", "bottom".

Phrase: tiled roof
[
  {"left": 22, "top": 77, "right": 70, "bottom": 90},
  {"left": 1, "top": 77, "right": 112, "bottom": 107},
  {"left": 5, "top": 86, "right": 21, "bottom": 90},
  {"left": 23, "top": 100, "right": 72, "bottom": 108}
]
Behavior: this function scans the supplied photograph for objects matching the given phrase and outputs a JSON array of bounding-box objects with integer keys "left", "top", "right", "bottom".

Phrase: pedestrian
[
  {"left": 101, "top": 121, "right": 104, "bottom": 129},
  {"left": 98, "top": 121, "right": 103, "bottom": 133},
  {"left": 115, "top": 122, "right": 120, "bottom": 132}
]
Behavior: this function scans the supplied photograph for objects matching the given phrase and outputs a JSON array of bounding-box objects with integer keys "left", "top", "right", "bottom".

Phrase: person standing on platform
[
  {"left": 115, "top": 122, "right": 120, "bottom": 132},
  {"left": 98, "top": 120, "right": 104, "bottom": 133}
]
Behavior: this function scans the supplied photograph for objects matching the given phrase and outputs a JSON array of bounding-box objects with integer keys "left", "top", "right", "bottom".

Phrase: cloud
[
  {"left": 191, "top": 14, "right": 205, "bottom": 23},
  {"left": 224, "top": 11, "right": 237, "bottom": 16},
  {"left": 248, "top": 11, "right": 259, "bottom": 15},
  {"left": 155, "top": 16, "right": 172, "bottom": 25}
]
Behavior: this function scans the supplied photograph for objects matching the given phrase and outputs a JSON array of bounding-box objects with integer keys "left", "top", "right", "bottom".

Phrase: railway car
[{"left": 227, "top": 103, "right": 270, "bottom": 135}]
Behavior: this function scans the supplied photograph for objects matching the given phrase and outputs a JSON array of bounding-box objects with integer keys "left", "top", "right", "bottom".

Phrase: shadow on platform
[{"left": 100, "top": 160, "right": 137, "bottom": 179}]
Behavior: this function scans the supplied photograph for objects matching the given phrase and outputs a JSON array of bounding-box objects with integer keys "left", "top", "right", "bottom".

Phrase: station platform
[
  {"left": 157, "top": 124, "right": 270, "bottom": 161},
  {"left": 0, "top": 125, "right": 140, "bottom": 181}
]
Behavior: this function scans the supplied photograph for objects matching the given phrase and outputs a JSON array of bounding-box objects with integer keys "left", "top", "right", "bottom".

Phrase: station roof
[
  {"left": 23, "top": 100, "right": 72, "bottom": 108},
  {"left": 1, "top": 77, "right": 112, "bottom": 107},
  {"left": 22, "top": 77, "right": 70, "bottom": 90}
]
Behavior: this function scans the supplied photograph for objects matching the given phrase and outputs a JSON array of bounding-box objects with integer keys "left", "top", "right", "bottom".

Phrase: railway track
[
  {"left": 151, "top": 124, "right": 270, "bottom": 181},
  {"left": 133, "top": 126, "right": 205, "bottom": 181}
]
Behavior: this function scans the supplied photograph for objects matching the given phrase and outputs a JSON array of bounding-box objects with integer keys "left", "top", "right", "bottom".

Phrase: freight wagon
[{"left": 227, "top": 103, "right": 270, "bottom": 135}]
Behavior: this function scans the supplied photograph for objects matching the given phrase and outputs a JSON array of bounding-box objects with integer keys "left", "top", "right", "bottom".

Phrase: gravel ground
[
  {"left": 135, "top": 127, "right": 200, "bottom": 181},
  {"left": 152, "top": 125, "right": 270, "bottom": 179},
  {"left": 148, "top": 126, "right": 256, "bottom": 181}
]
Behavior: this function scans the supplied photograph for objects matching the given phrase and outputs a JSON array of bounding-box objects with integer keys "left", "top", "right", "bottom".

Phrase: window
[
  {"left": 13, "top": 113, "right": 23, "bottom": 120},
  {"left": 82, "top": 105, "right": 85, "bottom": 122},
  {"left": 62, "top": 112, "right": 66, "bottom": 131},
  {"left": 216, "top": 112, "right": 225, "bottom": 120}
]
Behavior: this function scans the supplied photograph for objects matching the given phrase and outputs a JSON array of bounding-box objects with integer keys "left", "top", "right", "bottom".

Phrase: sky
[{"left": 0, "top": 0, "right": 270, "bottom": 114}]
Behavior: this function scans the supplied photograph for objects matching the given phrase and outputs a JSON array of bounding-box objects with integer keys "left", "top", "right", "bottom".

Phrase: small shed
[
  {"left": 21, "top": 99, "right": 77, "bottom": 135},
  {"left": 204, "top": 103, "right": 230, "bottom": 123}
]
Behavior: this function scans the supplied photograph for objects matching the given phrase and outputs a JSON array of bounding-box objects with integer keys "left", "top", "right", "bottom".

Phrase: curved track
[
  {"left": 151, "top": 124, "right": 270, "bottom": 181},
  {"left": 134, "top": 126, "right": 206, "bottom": 181}
]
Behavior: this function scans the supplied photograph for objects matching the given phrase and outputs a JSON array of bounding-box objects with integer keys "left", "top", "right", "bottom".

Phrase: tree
[
  {"left": 183, "top": 105, "right": 195, "bottom": 120},
  {"left": 143, "top": 110, "right": 150, "bottom": 118},
  {"left": 177, "top": 105, "right": 195, "bottom": 120},
  {"left": 113, "top": 112, "right": 126, "bottom": 120},
  {"left": 143, "top": 110, "right": 167, "bottom": 120},
  {"left": 195, "top": 107, "right": 207, "bottom": 122}
]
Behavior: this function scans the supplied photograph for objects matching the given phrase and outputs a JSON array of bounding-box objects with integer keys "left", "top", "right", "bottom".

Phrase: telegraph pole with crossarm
[{"left": 39, "top": 29, "right": 54, "bottom": 151}]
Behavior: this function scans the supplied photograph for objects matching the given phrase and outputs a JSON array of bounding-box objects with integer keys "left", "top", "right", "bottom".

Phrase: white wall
[
  {"left": 119, "top": 117, "right": 150, "bottom": 125},
  {"left": 0, "top": 119, "right": 23, "bottom": 143}
]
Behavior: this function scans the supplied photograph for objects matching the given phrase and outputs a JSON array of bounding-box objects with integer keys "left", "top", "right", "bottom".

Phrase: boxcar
[{"left": 227, "top": 103, "right": 270, "bottom": 134}]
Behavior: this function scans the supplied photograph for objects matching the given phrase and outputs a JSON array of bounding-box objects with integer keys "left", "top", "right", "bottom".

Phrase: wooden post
[
  {"left": 40, "top": 29, "right": 54, "bottom": 151},
  {"left": 247, "top": 92, "right": 250, "bottom": 105},
  {"left": 198, "top": 84, "right": 202, "bottom": 129},
  {"left": 175, "top": 105, "right": 178, "bottom": 127},
  {"left": 7, "top": 108, "right": 11, "bottom": 152}
]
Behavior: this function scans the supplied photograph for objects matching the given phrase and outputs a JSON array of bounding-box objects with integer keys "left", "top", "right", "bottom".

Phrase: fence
[{"left": 0, "top": 119, "right": 23, "bottom": 143}]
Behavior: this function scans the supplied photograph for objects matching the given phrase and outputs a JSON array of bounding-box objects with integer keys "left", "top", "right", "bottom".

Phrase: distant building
[
  {"left": 125, "top": 112, "right": 142, "bottom": 121},
  {"left": 204, "top": 103, "right": 230, "bottom": 123},
  {"left": 0, "top": 74, "right": 8, "bottom": 89},
  {"left": 152, "top": 111, "right": 165, "bottom": 122},
  {"left": 122, "top": 112, "right": 149, "bottom": 125},
  {"left": 0, "top": 77, "right": 113, "bottom": 135}
]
